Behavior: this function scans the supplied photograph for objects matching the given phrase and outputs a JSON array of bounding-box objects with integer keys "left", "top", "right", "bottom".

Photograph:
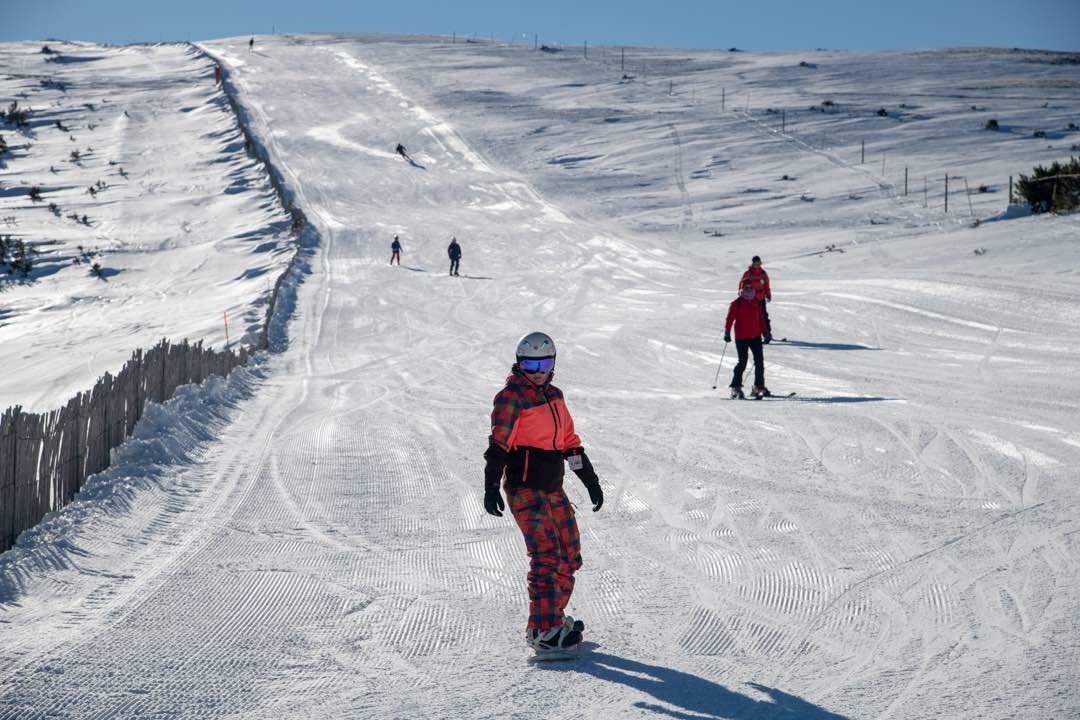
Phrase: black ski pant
[
  {"left": 730, "top": 337, "right": 765, "bottom": 389},
  {"left": 449, "top": 258, "right": 460, "bottom": 275}
]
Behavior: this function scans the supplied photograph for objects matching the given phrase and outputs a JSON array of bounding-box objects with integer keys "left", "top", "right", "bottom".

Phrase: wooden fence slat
[
  {"left": 0, "top": 407, "right": 17, "bottom": 548},
  {"left": 12, "top": 409, "right": 43, "bottom": 544}
]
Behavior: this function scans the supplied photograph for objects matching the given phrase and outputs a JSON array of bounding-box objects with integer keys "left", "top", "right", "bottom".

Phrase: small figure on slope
[
  {"left": 739, "top": 255, "right": 772, "bottom": 343},
  {"left": 483, "top": 332, "right": 604, "bottom": 658},
  {"left": 447, "top": 236, "right": 461, "bottom": 276},
  {"left": 390, "top": 235, "right": 402, "bottom": 266},
  {"left": 725, "top": 282, "right": 771, "bottom": 398},
  {"left": 395, "top": 143, "right": 410, "bottom": 161}
]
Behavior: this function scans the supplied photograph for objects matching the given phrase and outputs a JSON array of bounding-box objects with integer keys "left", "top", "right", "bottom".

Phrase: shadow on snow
[
  {"left": 537, "top": 648, "right": 848, "bottom": 719},
  {"left": 772, "top": 340, "right": 879, "bottom": 351}
]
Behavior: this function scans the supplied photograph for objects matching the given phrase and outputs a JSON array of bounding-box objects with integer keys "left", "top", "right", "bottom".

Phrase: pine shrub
[
  {"left": 985, "top": 119, "right": 999, "bottom": 130},
  {"left": 1015, "top": 156, "right": 1080, "bottom": 213}
]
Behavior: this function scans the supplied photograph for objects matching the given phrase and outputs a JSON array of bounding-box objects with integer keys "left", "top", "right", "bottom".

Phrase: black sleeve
[
  {"left": 483, "top": 442, "right": 509, "bottom": 492},
  {"left": 564, "top": 447, "right": 599, "bottom": 487}
]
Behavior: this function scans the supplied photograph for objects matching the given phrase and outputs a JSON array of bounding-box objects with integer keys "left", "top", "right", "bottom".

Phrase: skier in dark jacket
[
  {"left": 725, "top": 282, "right": 770, "bottom": 398},
  {"left": 447, "top": 237, "right": 461, "bottom": 276},
  {"left": 739, "top": 255, "right": 772, "bottom": 342},
  {"left": 390, "top": 235, "right": 402, "bottom": 265},
  {"left": 483, "top": 331, "right": 603, "bottom": 657},
  {"left": 395, "top": 143, "right": 409, "bottom": 161}
]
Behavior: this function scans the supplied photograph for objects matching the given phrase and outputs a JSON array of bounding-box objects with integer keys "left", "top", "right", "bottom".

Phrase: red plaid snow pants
[{"left": 507, "top": 486, "right": 583, "bottom": 631}]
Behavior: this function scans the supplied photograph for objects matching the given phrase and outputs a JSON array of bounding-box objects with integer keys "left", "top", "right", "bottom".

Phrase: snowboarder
[
  {"left": 725, "top": 282, "right": 770, "bottom": 398},
  {"left": 483, "top": 332, "right": 604, "bottom": 657},
  {"left": 739, "top": 255, "right": 772, "bottom": 343},
  {"left": 447, "top": 236, "right": 461, "bottom": 276},
  {"left": 390, "top": 235, "right": 402, "bottom": 266}
]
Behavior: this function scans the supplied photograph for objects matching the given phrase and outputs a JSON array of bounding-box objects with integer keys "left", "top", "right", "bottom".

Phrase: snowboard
[{"left": 529, "top": 645, "right": 581, "bottom": 662}]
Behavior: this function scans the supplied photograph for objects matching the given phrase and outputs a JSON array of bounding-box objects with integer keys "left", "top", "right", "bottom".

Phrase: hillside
[
  {"left": 1, "top": 34, "right": 1078, "bottom": 719},
  {"left": 0, "top": 41, "right": 294, "bottom": 410}
]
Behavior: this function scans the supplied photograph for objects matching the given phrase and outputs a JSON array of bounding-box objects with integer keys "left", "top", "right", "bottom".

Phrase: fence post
[
  {"left": 945, "top": 175, "right": 949, "bottom": 213},
  {"left": 620, "top": 48, "right": 624, "bottom": 72},
  {"left": 963, "top": 177, "right": 975, "bottom": 216},
  {"left": 1009, "top": 175, "right": 1013, "bottom": 204},
  {"left": 905, "top": 167, "right": 908, "bottom": 196},
  {"left": 1, "top": 407, "right": 16, "bottom": 551},
  {"left": 781, "top": 110, "right": 785, "bottom": 133},
  {"left": 861, "top": 140, "right": 865, "bottom": 164}
]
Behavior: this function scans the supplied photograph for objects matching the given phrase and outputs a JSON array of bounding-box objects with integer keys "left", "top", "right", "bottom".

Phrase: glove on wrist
[
  {"left": 565, "top": 448, "right": 604, "bottom": 512},
  {"left": 483, "top": 443, "right": 508, "bottom": 517},
  {"left": 483, "top": 488, "right": 505, "bottom": 517},
  {"left": 724, "top": 332, "right": 731, "bottom": 343},
  {"left": 483, "top": 443, "right": 508, "bottom": 492}
]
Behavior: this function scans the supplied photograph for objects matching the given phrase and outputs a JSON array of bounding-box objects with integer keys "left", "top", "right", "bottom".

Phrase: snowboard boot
[
  {"left": 751, "top": 386, "right": 771, "bottom": 398},
  {"left": 562, "top": 614, "right": 585, "bottom": 634},
  {"left": 730, "top": 387, "right": 745, "bottom": 400},
  {"left": 527, "top": 624, "right": 582, "bottom": 652}
]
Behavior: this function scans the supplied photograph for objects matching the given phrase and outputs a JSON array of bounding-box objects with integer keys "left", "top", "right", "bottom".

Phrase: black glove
[
  {"left": 483, "top": 443, "right": 509, "bottom": 517},
  {"left": 724, "top": 332, "right": 731, "bottom": 343},
  {"left": 566, "top": 448, "right": 604, "bottom": 512},
  {"left": 484, "top": 488, "right": 505, "bottom": 516},
  {"left": 763, "top": 333, "right": 772, "bottom": 344},
  {"left": 582, "top": 478, "right": 604, "bottom": 512}
]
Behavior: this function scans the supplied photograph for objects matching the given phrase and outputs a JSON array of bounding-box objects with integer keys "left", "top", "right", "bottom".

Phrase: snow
[
  {"left": 0, "top": 41, "right": 294, "bottom": 411},
  {"left": 2, "top": 34, "right": 1080, "bottom": 718}
]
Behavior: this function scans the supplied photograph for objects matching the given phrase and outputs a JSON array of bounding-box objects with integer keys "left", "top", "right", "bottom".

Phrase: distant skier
[
  {"left": 739, "top": 255, "right": 772, "bottom": 343},
  {"left": 395, "top": 143, "right": 410, "bottom": 161},
  {"left": 214, "top": 64, "right": 222, "bottom": 86},
  {"left": 483, "top": 332, "right": 604, "bottom": 658},
  {"left": 390, "top": 235, "right": 402, "bottom": 266},
  {"left": 725, "top": 282, "right": 770, "bottom": 398},
  {"left": 248, "top": 37, "right": 254, "bottom": 53},
  {"left": 447, "top": 236, "right": 461, "bottom": 276}
]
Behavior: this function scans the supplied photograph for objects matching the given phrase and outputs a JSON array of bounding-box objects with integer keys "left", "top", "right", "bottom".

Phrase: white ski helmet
[{"left": 516, "top": 331, "right": 556, "bottom": 361}]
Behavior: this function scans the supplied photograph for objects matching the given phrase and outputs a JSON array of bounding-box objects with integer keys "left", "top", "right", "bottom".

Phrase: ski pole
[{"left": 711, "top": 342, "right": 729, "bottom": 389}]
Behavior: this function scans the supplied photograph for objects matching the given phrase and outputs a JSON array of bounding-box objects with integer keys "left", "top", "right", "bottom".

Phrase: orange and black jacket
[{"left": 484, "top": 366, "right": 598, "bottom": 493}]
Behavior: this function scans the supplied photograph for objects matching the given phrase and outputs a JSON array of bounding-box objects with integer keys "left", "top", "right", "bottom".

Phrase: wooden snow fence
[{"left": 0, "top": 338, "right": 249, "bottom": 552}]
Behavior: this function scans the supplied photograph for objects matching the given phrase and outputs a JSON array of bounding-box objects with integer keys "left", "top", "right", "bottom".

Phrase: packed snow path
[{"left": 3, "top": 36, "right": 1079, "bottom": 718}]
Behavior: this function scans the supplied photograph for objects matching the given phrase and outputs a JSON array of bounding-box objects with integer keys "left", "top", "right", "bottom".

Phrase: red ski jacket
[
  {"left": 739, "top": 266, "right": 771, "bottom": 301},
  {"left": 488, "top": 367, "right": 583, "bottom": 491},
  {"left": 725, "top": 297, "right": 767, "bottom": 340}
]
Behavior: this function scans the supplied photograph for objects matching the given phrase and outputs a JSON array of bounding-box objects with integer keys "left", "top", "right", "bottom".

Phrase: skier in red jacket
[
  {"left": 739, "top": 255, "right": 772, "bottom": 343},
  {"left": 725, "top": 282, "right": 770, "bottom": 398},
  {"left": 483, "top": 331, "right": 604, "bottom": 658}
]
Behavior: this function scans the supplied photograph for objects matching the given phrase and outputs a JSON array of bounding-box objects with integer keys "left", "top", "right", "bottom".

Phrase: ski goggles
[{"left": 519, "top": 357, "right": 555, "bottom": 373}]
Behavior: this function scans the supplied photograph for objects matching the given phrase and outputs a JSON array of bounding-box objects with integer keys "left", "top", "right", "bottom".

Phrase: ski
[{"left": 752, "top": 392, "right": 796, "bottom": 399}]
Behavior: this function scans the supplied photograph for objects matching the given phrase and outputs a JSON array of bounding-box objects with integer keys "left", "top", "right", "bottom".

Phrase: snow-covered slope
[
  {"left": 1, "top": 34, "right": 1078, "bottom": 719},
  {"left": 0, "top": 41, "right": 294, "bottom": 411}
]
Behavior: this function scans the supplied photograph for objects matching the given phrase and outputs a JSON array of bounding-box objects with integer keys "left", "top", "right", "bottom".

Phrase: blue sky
[{"left": 4, "top": 0, "right": 1079, "bottom": 51}]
